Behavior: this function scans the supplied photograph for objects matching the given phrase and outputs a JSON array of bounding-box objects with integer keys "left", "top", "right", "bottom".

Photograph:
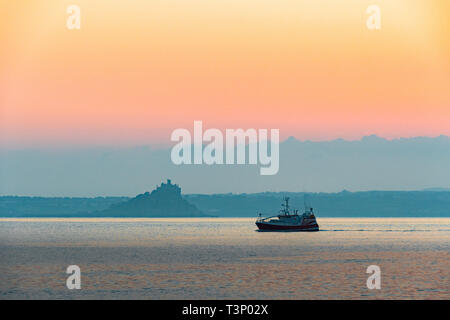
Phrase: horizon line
[
  {"left": 2, "top": 188, "right": 450, "bottom": 198},
  {"left": 1, "top": 134, "right": 449, "bottom": 151}
]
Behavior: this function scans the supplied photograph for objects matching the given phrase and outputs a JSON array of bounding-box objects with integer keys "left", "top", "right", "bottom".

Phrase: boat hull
[{"left": 256, "top": 222, "right": 319, "bottom": 232}]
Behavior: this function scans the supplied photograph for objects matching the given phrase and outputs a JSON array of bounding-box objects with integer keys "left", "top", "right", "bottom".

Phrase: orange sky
[{"left": 1, "top": 0, "right": 449, "bottom": 147}]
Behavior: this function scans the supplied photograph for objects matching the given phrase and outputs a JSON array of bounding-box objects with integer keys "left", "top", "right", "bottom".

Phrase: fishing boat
[{"left": 255, "top": 197, "right": 319, "bottom": 231}]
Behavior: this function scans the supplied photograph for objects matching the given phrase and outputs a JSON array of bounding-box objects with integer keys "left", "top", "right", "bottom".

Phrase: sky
[
  {"left": 1, "top": 0, "right": 450, "bottom": 148},
  {"left": 2, "top": 136, "right": 450, "bottom": 196}
]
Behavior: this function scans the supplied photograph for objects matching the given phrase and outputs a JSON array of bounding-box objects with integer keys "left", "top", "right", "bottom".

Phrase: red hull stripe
[{"left": 256, "top": 222, "right": 319, "bottom": 231}]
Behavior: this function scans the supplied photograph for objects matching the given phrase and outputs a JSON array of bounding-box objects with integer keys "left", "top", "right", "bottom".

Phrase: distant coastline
[{"left": 1, "top": 189, "right": 450, "bottom": 218}]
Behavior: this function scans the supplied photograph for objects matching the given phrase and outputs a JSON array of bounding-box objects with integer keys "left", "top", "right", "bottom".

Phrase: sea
[{"left": 0, "top": 218, "right": 448, "bottom": 299}]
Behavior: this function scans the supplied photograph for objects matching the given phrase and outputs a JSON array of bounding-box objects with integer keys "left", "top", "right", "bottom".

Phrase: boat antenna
[{"left": 282, "top": 196, "right": 290, "bottom": 215}]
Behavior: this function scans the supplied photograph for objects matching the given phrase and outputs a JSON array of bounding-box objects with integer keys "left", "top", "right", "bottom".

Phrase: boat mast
[{"left": 282, "top": 197, "right": 290, "bottom": 216}]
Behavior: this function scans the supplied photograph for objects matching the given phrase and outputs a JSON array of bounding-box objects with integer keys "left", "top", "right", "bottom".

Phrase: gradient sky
[{"left": 1, "top": 0, "right": 449, "bottom": 148}]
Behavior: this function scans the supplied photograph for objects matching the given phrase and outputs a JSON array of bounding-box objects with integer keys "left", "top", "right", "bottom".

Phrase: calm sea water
[{"left": 0, "top": 218, "right": 448, "bottom": 299}]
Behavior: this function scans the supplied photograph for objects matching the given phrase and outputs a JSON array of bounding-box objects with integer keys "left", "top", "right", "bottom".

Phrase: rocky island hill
[{"left": 97, "top": 179, "right": 209, "bottom": 217}]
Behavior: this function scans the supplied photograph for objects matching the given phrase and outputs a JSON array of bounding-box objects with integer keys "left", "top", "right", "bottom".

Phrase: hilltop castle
[
  {"left": 151, "top": 179, "right": 181, "bottom": 197},
  {"left": 98, "top": 179, "right": 208, "bottom": 217}
]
